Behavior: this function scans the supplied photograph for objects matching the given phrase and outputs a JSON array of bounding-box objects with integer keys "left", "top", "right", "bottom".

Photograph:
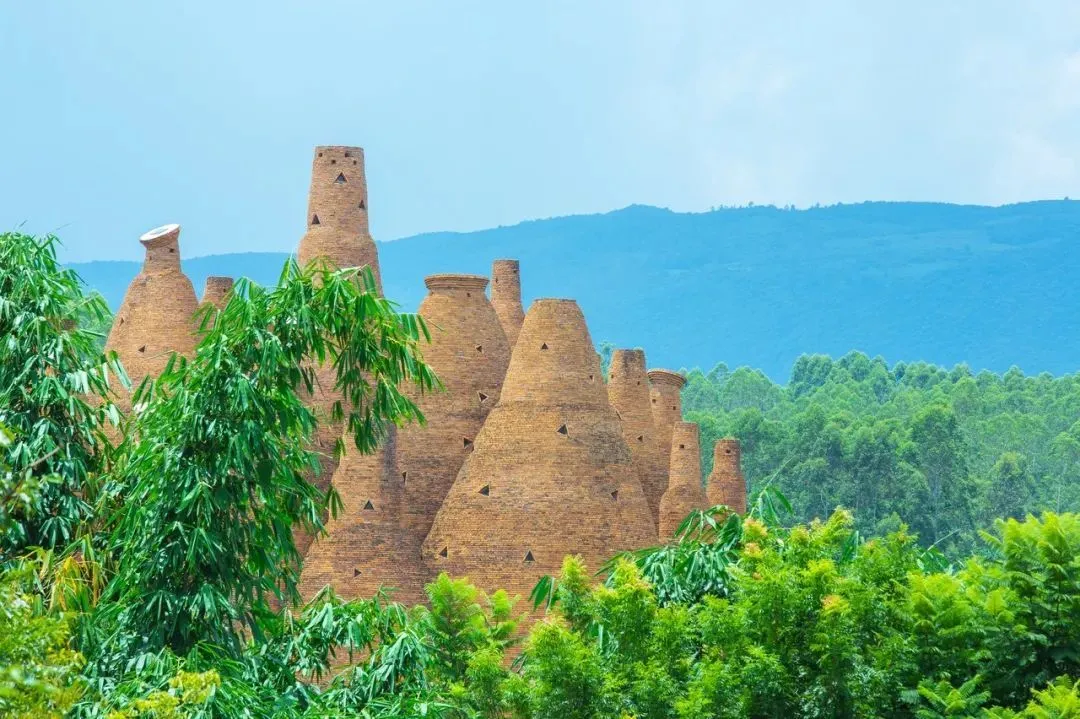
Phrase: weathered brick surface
[
  {"left": 659, "top": 421, "right": 709, "bottom": 540},
  {"left": 490, "top": 259, "right": 524, "bottom": 349},
  {"left": 200, "top": 276, "right": 233, "bottom": 310},
  {"left": 609, "top": 350, "right": 668, "bottom": 524},
  {"left": 295, "top": 146, "right": 384, "bottom": 557},
  {"left": 399, "top": 274, "right": 511, "bottom": 538},
  {"left": 104, "top": 224, "right": 198, "bottom": 413},
  {"left": 647, "top": 369, "right": 686, "bottom": 471},
  {"left": 706, "top": 438, "right": 747, "bottom": 514},
  {"left": 421, "top": 299, "right": 655, "bottom": 604},
  {"left": 299, "top": 428, "right": 428, "bottom": 606}
]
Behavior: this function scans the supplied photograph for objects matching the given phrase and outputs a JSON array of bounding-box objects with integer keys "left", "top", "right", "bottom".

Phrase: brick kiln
[
  {"left": 399, "top": 273, "right": 511, "bottom": 538},
  {"left": 104, "top": 223, "right": 199, "bottom": 412},
  {"left": 294, "top": 145, "right": 384, "bottom": 556},
  {"left": 421, "top": 299, "right": 655, "bottom": 601},
  {"left": 608, "top": 349, "right": 669, "bottom": 523},
  {"left": 647, "top": 369, "right": 686, "bottom": 470},
  {"left": 490, "top": 259, "right": 524, "bottom": 349},
  {"left": 200, "top": 276, "right": 233, "bottom": 311},
  {"left": 707, "top": 438, "right": 748, "bottom": 514},
  {"left": 658, "top": 421, "right": 709, "bottom": 540}
]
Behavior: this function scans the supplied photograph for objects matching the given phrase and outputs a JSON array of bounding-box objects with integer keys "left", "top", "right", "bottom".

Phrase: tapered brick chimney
[
  {"left": 104, "top": 223, "right": 199, "bottom": 412},
  {"left": 398, "top": 274, "right": 511, "bottom": 538},
  {"left": 648, "top": 369, "right": 686, "bottom": 473},
  {"left": 608, "top": 350, "right": 668, "bottom": 523},
  {"left": 490, "top": 259, "right": 524, "bottom": 348},
  {"left": 422, "top": 299, "right": 655, "bottom": 604},
  {"left": 658, "top": 421, "right": 708, "bottom": 540},
  {"left": 295, "top": 146, "right": 385, "bottom": 556},
  {"left": 706, "top": 438, "right": 747, "bottom": 515},
  {"left": 297, "top": 145, "right": 381, "bottom": 291},
  {"left": 200, "top": 276, "right": 233, "bottom": 310}
]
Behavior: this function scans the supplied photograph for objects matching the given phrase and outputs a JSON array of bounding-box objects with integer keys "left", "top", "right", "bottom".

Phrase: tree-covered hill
[{"left": 69, "top": 200, "right": 1080, "bottom": 381}]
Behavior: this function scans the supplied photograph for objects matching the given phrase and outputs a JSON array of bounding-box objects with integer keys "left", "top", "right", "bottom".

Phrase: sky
[{"left": 2, "top": 1, "right": 1079, "bottom": 262}]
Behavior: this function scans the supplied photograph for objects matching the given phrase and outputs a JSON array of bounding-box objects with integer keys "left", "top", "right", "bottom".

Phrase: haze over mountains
[{"left": 68, "top": 200, "right": 1080, "bottom": 381}]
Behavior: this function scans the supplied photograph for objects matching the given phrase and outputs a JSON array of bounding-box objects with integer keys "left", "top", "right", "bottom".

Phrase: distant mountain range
[{"left": 67, "top": 201, "right": 1080, "bottom": 381}]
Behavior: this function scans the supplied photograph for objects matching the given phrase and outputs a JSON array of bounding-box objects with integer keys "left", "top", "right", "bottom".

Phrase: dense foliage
[
  {"left": 4, "top": 230, "right": 1080, "bottom": 717},
  {"left": 684, "top": 354, "right": 1080, "bottom": 555}
]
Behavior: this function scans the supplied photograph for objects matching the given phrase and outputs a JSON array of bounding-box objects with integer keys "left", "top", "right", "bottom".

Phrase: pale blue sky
[{"left": 3, "top": 1, "right": 1079, "bottom": 262}]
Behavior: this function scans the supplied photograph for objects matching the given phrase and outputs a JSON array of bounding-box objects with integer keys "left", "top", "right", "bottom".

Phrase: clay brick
[
  {"left": 658, "top": 421, "right": 709, "bottom": 540},
  {"left": 706, "top": 438, "right": 747, "bottom": 514},
  {"left": 295, "top": 146, "right": 384, "bottom": 557},
  {"left": 422, "top": 299, "right": 655, "bottom": 605},
  {"left": 490, "top": 259, "right": 524, "bottom": 349},
  {"left": 103, "top": 224, "right": 198, "bottom": 413},
  {"left": 299, "top": 429, "right": 427, "bottom": 606},
  {"left": 609, "top": 350, "right": 668, "bottom": 525},
  {"left": 399, "top": 273, "right": 511, "bottom": 538},
  {"left": 647, "top": 369, "right": 686, "bottom": 472},
  {"left": 200, "top": 276, "right": 233, "bottom": 310}
]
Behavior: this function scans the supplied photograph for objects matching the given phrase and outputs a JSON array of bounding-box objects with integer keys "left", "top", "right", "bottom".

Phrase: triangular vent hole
[
  {"left": 479, "top": 485, "right": 490, "bottom": 496},
  {"left": 311, "top": 214, "right": 320, "bottom": 225},
  {"left": 637, "top": 435, "right": 644, "bottom": 443},
  {"left": 611, "top": 490, "right": 619, "bottom": 500},
  {"left": 523, "top": 551, "right": 535, "bottom": 563},
  {"left": 138, "top": 345, "right": 146, "bottom": 353},
  {"left": 439, "top": 547, "right": 448, "bottom": 558},
  {"left": 363, "top": 500, "right": 375, "bottom": 510},
  {"left": 556, "top": 424, "right": 569, "bottom": 436},
  {"left": 475, "top": 344, "right": 483, "bottom": 353},
  {"left": 478, "top": 392, "right": 489, "bottom": 403},
  {"left": 353, "top": 568, "right": 362, "bottom": 577},
  {"left": 540, "top": 343, "right": 548, "bottom": 350},
  {"left": 358, "top": 200, "right": 366, "bottom": 209},
  {"left": 335, "top": 172, "right": 347, "bottom": 184},
  {"left": 463, "top": 437, "right": 473, "bottom": 448}
]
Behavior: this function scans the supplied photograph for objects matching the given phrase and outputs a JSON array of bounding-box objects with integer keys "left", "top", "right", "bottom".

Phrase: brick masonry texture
[
  {"left": 295, "top": 145, "right": 384, "bottom": 558},
  {"left": 490, "top": 259, "right": 524, "bottom": 349},
  {"left": 104, "top": 224, "right": 198, "bottom": 413},
  {"left": 421, "top": 299, "right": 656, "bottom": 604},
  {"left": 608, "top": 350, "right": 669, "bottom": 524},
  {"left": 299, "top": 428, "right": 428, "bottom": 607},
  {"left": 659, "top": 421, "right": 709, "bottom": 540},
  {"left": 200, "top": 276, "right": 233, "bottom": 310},
  {"left": 707, "top": 438, "right": 748, "bottom": 514},
  {"left": 647, "top": 369, "right": 686, "bottom": 480},
  {"left": 399, "top": 273, "right": 511, "bottom": 538}
]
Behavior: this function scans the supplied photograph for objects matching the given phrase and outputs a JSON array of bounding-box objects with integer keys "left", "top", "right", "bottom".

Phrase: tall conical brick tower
[
  {"left": 706, "top": 438, "right": 748, "bottom": 515},
  {"left": 295, "top": 145, "right": 384, "bottom": 556},
  {"left": 608, "top": 350, "right": 668, "bottom": 523},
  {"left": 490, "top": 259, "right": 524, "bottom": 348},
  {"left": 399, "top": 274, "right": 511, "bottom": 538},
  {"left": 422, "top": 299, "right": 655, "bottom": 600},
  {"left": 648, "top": 369, "right": 686, "bottom": 467},
  {"left": 104, "top": 224, "right": 199, "bottom": 411},
  {"left": 200, "top": 276, "right": 233, "bottom": 310},
  {"left": 299, "top": 430, "right": 427, "bottom": 607},
  {"left": 297, "top": 145, "right": 381, "bottom": 290},
  {"left": 658, "top": 421, "right": 709, "bottom": 540}
]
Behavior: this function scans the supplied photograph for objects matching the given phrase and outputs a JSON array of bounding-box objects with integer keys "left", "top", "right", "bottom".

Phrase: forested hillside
[
  {"left": 70, "top": 200, "right": 1080, "bottom": 380},
  {"left": 5, "top": 230, "right": 1080, "bottom": 717},
  {"left": 678, "top": 351, "right": 1080, "bottom": 554}
]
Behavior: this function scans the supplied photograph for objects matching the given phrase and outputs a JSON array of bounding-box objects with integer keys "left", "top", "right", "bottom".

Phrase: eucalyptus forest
[{"left": 3, "top": 231, "right": 1080, "bottom": 718}]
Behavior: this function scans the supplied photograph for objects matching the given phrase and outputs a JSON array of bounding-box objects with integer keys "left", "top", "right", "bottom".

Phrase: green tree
[
  {"left": 98, "top": 261, "right": 437, "bottom": 656},
  {"left": 0, "top": 232, "right": 120, "bottom": 555}
]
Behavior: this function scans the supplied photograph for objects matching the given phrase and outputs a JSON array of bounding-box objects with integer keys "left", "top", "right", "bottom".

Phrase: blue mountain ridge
[{"left": 66, "top": 201, "right": 1080, "bottom": 382}]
